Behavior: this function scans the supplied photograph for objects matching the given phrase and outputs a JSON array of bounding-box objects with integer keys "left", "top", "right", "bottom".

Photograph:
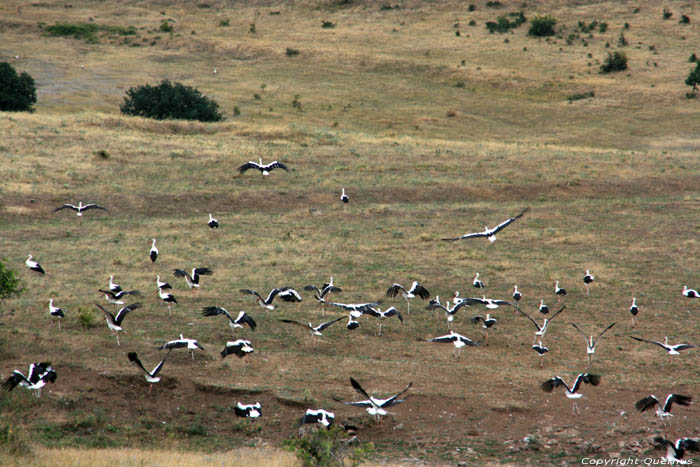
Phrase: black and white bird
[
  {"left": 512, "top": 285, "right": 522, "bottom": 303},
  {"left": 202, "top": 307, "right": 257, "bottom": 333},
  {"left": 470, "top": 296, "right": 514, "bottom": 310},
  {"left": 386, "top": 281, "right": 430, "bottom": 313},
  {"left": 241, "top": 287, "right": 302, "bottom": 310},
  {"left": 298, "top": 409, "right": 334, "bottom": 428},
  {"left": 423, "top": 330, "right": 479, "bottom": 357},
  {"left": 541, "top": 373, "right": 601, "bottom": 415},
  {"left": 304, "top": 277, "right": 342, "bottom": 300},
  {"left": 158, "top": 287, "right": 177, "bottom": 316},
  {"left": 128, "top": 351, "right": 168, "bottom": 394},
  {"left": 25, "top": 255, "right": 45, "bottom": 274},
  {"left": 636, "top": 394, "right": 692, "bottom": 423},
  {"left": 156, "top": 275, "right": 172, "bottom": 290},
  {"left": 2, "top": 362, "right": 57, "bottom": 397},
  {"left": 96, "top": 302, "right": 141, "bottom": 347},
  {"left": 340, "top": 188, "right": 349, "bottom": 204},
  {"left": 149, "top": 239, "right": 158, "bottom": 263},
  {"left": 532, "top": 341, "right": 550, "bottom": 367},
  {"left": 159, "top": 334, "right": 205, "bottom": 360},
  {"left": 441, "top": 207, "right": 529, "bottom": 243},
  {"left": 517, "top": 305, "right": 566, "bottom": 344},
  {"left": 538, "top": 299, "right": 550, "bottom": 315},
  {"left": 653, "top": 437, "right": 700, "bottom": 464},
  {"left": 108, "top": 275, "right": 123, "bottom": 294},
  {"left": 570, "top": 322, "right": 616, "bottom": 367},
  {"left": 583, "top": 270, "right": 595, "bottom": 296},
  {"left": 473, "top": 272, "right": 485, "bottom": 289},
  {"left": 629, "top": 336, "right": 696, "bottom": 361},
  {"left": 314, "top": 295, "right": 381, "bottom": 317},
  {"left": 238, "top": 158, "right": 288, "bottom": 176},
  {"left": 208, "top": 213, "right": 219, "bottom": 229},
  {"left": 681, "top": 286, "right": 700, "bottom": 298},
  {"left": 361, "top": 306, "right": 404, "bottom": 336},
  {"left": 173, "top": 267, "right": 213, "bottom": 293},
  {"left": 48, "top": 298, "right": 65, "bottom": 330},
  {"left": 53, "top": 202, "right": 107, "bottom": 222},
  {"left": 347, "top": 377, "right": 412, "bottom": 423},
  {"left": 554, "top": 281, "right": 567, "bottom": 302},
  {"left": 280, "top": 316, "right": 345, "bottom": 337},
  {"left": 235, "top": 402, "right": 261, "bottom": 419},
  {"left": 426, "top": 297, "right": 473, "bottom": 329},
  {"left": 346, "top": 314, "right": 360, "bottom": 330},
  {"left": 100, "top": 288, "right": 142, "bottom": 305},
  {"left": 220, "top": 339, "right": 254, "bottom": 359},
  {"left": 471, "top": 314, "right": 497, "bottom": 345},
  {"left": 629, "top": 297, "right": 639, "bottom": 325}
]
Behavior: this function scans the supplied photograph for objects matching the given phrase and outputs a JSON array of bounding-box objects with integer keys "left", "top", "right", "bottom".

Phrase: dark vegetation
[
  {"left": 0, "top": 63, "right": 36, "bottom": 112},
  {"left": 0, "top": 260, "right": 23, "bottom": 301},
  {"left": 528, "top": 15, "right": 556, "bottom": 37},
  {"left": 44, "top": 22, "right": 136, "bottom": 43},
  {"left": 567, "top": 91, "right": 595, "bottom": 103},
  {"left": 600, "top": 51, "right": 628, "bottom": 73},
  {"left": 685, "top": 62, "right": 700, "bottom": 97},
  {"left": 120, "top": 80, "right": 223, "bottom": 122},
  {"left": 485, "top": 11, "right": 526, "bottom": 34}
]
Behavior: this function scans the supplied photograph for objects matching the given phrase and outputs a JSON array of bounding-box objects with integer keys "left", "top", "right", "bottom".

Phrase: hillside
[{"left": 1, "top": 0, "right": 700, "bottom": 465}]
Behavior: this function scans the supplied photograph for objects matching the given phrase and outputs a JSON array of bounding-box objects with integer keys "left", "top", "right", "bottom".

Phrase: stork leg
[
  {"left": 587, "top": 354, "right": 591, "bottom": 368},
  {"left": 116, "top": 332, "right": 121, "bottom": 347},
  {"left": 378, "top": 323, "right": 383, "bottom": 336},
  {"left": 586, "top": 285, "right": 590, "bottom": 297},
  {"left": 540, "top": 356, "right": 544, "bottom": 368},
  {"left": 405, "top": 298, "right": 410, "bottom": 315},
  {"left": 148, "top": 383, "right": 153, "bottom": 395},
  {"left": 191, "top": 351, "right": 195, "bottom": 360},
  {"left": 168, "top": 304, "right": 172, "bottom": 317},
  {"left": 58, "top": 320, "right": 62, "bottom": 331}
]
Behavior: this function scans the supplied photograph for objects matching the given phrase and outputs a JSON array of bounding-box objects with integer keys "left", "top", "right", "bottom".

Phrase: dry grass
[{"left": 1, "top": 0, "right": 700, "bottom": 464}]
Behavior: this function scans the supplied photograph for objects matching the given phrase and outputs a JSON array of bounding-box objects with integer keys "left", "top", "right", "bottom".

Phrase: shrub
[
  {"left": 321, "top": 21, "right": 336, "bottom": 28},
  {"left": 76, "top": 306, "right": 97, "bottom": 328},
  {"left": 283, "top": 426, "right": 373, "bottom": 467},
  {"left": 120, "top": 80, "right": 223, "bottom": 122},
  {"left": 45, "top": 22, "right": 136, "bottom": 43},
  {"left": 286, "top": 47, "right": 300, "bottom": 56},
  {"left": 0, "top": 63, "right": 36, "bottom": 112},
  {"left": 685, "top": 62, "right": 700, "bottom": 96},
  {"left": 219, "top": 19, "right": 230, "bottom": 27},
  {"left": 663, "top": 8, "right": 672, "bottom": 20},
  {"left": 528, "top": 15, "right": 556, "bottom": 37},
  {"left": 689, "top": 53, "right": 698, "bottom": 63},
  {"left": 485, "top": 11, "right": 526, "bottom": 33},
  {"left": 618, "top": 32, "right": 628, "bottom": 47},
  {"left": 0, "top": 425, "right": 32, "bottom": 457},
  {"left": 599, "top": 22, "right": 608, "bottom": 33},
  {"left": 567, "top": 91, "right": 594, "bottom": 102},
  {"left": 0, "top": 260, "right": 22, "bottom": 301},
  {"left": 600, "top": 51, "right": 628, "bottom": 73},
  {"left": 159, "top": 20, "right": 173, "bottom": 32},
  {"left": 680, "top": 14, "right": 690, "bottom": 24}
]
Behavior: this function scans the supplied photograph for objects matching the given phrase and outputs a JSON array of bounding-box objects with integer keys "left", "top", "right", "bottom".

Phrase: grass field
[{"left": 2, "top": 0, "right": 700, "bottom": 465}]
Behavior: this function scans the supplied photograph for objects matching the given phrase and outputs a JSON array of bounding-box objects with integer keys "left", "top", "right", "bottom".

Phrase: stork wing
[
  {"left": 635, "top": 395, "right": 660, "bottom": 413},
  {"left": 429, "top": 334, "right": 457, "bottom": 343},
  {"left": 127, "top": 352, "right": 150, "bottom": 375},
  {"left": 2, "top": 371, "right": 30, "bottom": 391},
  {"left": 173, "top": 269, "right": 192, "bottom": 281},
  {"left": 516, "top": 308, "right": 541, "bottom": 330},
  {"left": 95, "top": 303, "right": 116, "bottom": 324},
  {"left": 548, "top": 305, "right": 566, "bottom": 322},
  {"left": 380, "top": 382, "right": 412, "bottom": 408},
  {"left": 151, "top": 354, "right": 168, "bottom": 377},
  {"left": 237, "top": 312, "right": 257, "bottom": 330},
  {"left": 386, "top": 284, "right": 406, "bottom": 297},
  {"left": 202, "top": 306, "right": 232, "bottom": 320},
  {"left": 304, "top": 285, "right": 321, "bottom": 295},
  {"left": 541, "top": 376, "right": 569, "bottom": 393},
  {"left": 265, "top": 161, "right": 288, "bottom": 171},
  {"left": 570, "top": 322, "right": 589, "bottom": 341},
  {"left": 349, "top": 377, "right": 375, "bottom": 407},
  {"left": 491, "top": 207, "right": 529, "bottom": 234},
  {"left": 664, "top": 394, "right": 693, "bottom": 412},
  {"left": 629, "top": 336, "right": 665, "bottom": 349},
  {"left": 114, "top": 302, "right": 141, "bottom": 324},
  {"left": 277, "top": 287, "right": 302, "bottom": 302},
  {"left": 344, "top": 400, "right": 373, "bottom": 408},
  {"left": 53, "top": 204, "right": 77, "bottom": 212},
  {"left": 425, "top": 302, "right": 448, "bottom": 313},
  {"left": 238, "top": 162, "right": 260, "bottom": 173},
  {"left": 674, "top": 344, "right": 696, "bottom": 351},
  {"left": 316, "top": 316, "right": 345, "bottom": 331},
  {"left": 193, "top": 267, "right": 213, "bottom": 277},
  {"left": 82, "top": 203, "right": 107, "bottom": 211},
  {"left": 441, "top": 231, "right": 486, "bottom": 241},
  {"left": 279, "top": 318, "right": 309, "bottom": 330},
  {"left": 240, "top": 289, "right": 263, "bottom": 301},
  {"left": 592, "top": 322, "right": 616, "bottom": 346}
]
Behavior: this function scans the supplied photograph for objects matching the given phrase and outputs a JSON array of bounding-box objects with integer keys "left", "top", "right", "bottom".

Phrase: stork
[
  {"left": 238, "top": 158, "right": 288, "bottom": 176},
  {"left": 347, "top": 377, "right": 412, "bottom": 424},
  {"left": 570, "top": 322, "right": 616, "bottom": 367},
  {"left": 541, "top": 373, "right": 601, "bottom": 415},
  {"left": 25, "top": 255, "right": 45, "bottom": 274},
  {"left": 441, "top": 207, "right": 529, "bottom": 243},
  {"left": 96, "top": 302, "right": 141, "bottom": 347},
  {"left": 386, "top": 281, "right": 430, "bottom": 314}
]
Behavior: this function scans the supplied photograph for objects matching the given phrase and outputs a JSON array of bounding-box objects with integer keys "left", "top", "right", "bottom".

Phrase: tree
[
  {"left": 120, "top": 80, "right": 223, "bottom": 122},
  {"left": 685, "top": 62, "right": 700, "bottom": 97},
  {"left": 0, "top": 62, "right": 37, "bottom": 112}
]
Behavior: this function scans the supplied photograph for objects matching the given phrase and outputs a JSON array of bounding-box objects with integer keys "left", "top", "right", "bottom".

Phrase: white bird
[
  {"left": 636, "top": 394, "right": 692, "bottom": 423},
  {"left": 314, "top": 295, "right": 380, "bottom": 317},
  {"left": 361, "top": 306, "right": 404, "bottom": 336},
  {"left": 653, "top": 437, "right": 700, "bottom": 464},
  {"left": 682, "top": 286, "right": 700, "bottom": 298},
  {"left": 346, "top": 314, "right": 360, "bottom": 330},
  {"left": 629, "top": 336, "right": 696, "bottom": 362},
  {"left": 512, "top": 285, "right": 521, "bottom": 303},
  {"left": 570, "top": 322, "right": 616, "bottom": 367},
  {"left": 423, "top": 330, "right": 479, "bottom": 357},
  {"left": 202, "top": 307, "right": 257, "bottom": 333},
  {"left": 2, "top": 362, "right": 57, "bottom": 398},
  {"left": 629, "top": 297, "right": 639, "bottom": 325},
  {"left": 128, "top": 351, "right": 168, "bottom": 394},
  {"left": 304, "top": 276, "right": 342, "bottom": 300},
  {"left": 108, "top": 275, "right": 122, "bottom": 294},
  {"left": 541, "top": 373, "right": 601, "bottom": 415},
  {"left": 220, "top": 339, "right": 254, "bottom": 359},
  {"left": 156, "top": 275, "right": 172, "bottom": 290},
  {"left": 25, "top": 255, "right": 45, "bottom": 274},
  {"left": 347, "top": 377, "right": 412, "bottom": 423},
  {"left": 555, "top": 280, "right": 567, "bottom": 302},
  {"left": 48, "top": 298, "right": 65, "bottom": 330},
  {"left": 340, "top": 188, "right": 349, "bottom": 204},
  {"left": 298, "top": 409, "right": 334, "bottom": 427},
  {"left": 426, "top": 298, "right": 473, "bottom": 329},
  {"left": 386, "top": 281, "right": 430, "bottom": 313},
  {"left": 149, "top": 239, "right": 158, "bottom": 263},
  {"left": 583, "top": 270, "right": 595, "bottom": 296},
  {"left": 96, "top": 302, "right": 141, "bottom": 347},
  {"left": 470, "top": 296, "right": 514, "bottom": 310},
  {"left": 538, "top": 299, "right": 549, "bottom": 315},
  {"left": 471, "top": 314, "right": 497, "bottom": 345},
  {"left": 159, "top": 334, "right": 205, "bottom": 360},
  {"left": 158, "top": 287, "right": 177, "bottom": 316},
  {"left": 473, "top": 272, "right": 485, "bottom": 289},
  {"left": 240, "top": 287, "right": 302, "bottom": 310},
  {"left": 279, "top": 316, "right": 345, "bottom": 337},
  {"left": 532, "top": 341, "right": 549, "bottom": 367},
  {"left": 238, "top": 158, "right": 288, "bottom": 176},
  {"left": 100, "top": 288, "right": 142, "bottom": 305},
  {"left": 173, "top": 267, "right": 213, "bottom": 293},
  {"left": 235, "top": 402, "right": 261, "bottom": 419},
  {"left": 53, "top": 202, "right": 107, "bottom": 222},
  {"left": 517, "top": 305, "right": 566, "bottom": 344},
  {"left": 442, "top": 207, "right": 529, "bottom": 243},
  {"left": 208, "top": 213, "right": 219, "bottom": 229}
]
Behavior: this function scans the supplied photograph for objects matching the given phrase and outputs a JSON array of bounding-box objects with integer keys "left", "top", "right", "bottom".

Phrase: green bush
[
  {"left": 0, "top": 260, "right": 22, "bottom": 300},
  {"left": 0, "top": 425, "right": 32, "bottom": 457},
  {"left": 76, "top": 306, "right": 98, "bottom": 328},
  {"left": 120, "top": 80, "right": 223, "bottom": 122},
  {"left": 485, "top": 11, "right": 526, "bottom": 33},
  {"left": 600, "top": 51, "right": 628, "bottom": 73},
  {"left": 528, "top": 15, "right": 556, "bottom": 37},
  {"left": 0, "top": 63, "right": 37, "bottom": 112},
  {"left": 45, "top": 22, "right": 136, "bottom": 43},
  {"left": 159, "top": 20, "right": 173, "bottom": 32},
  {"left": 685, "top": 62, "right": 700, "bottom": 96},
  {"left": 284, "top": 426, "right": 373, "bottom": 467}
]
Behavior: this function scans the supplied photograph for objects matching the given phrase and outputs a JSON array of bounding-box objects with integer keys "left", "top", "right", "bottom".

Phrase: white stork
[
  {"left": 583, "top": 270, "right": 594, "bottom": 296},
  {"left": 386, "top": 281, "right": 430, "bottom": 313},
  {"left": 512, "top": 285, "right": 521, "bottom": 304},
  {"left": 538, "top": 299, "right": 549, "bottom": 315},
  {"left": 636, "top": 394, "right": 692, "bottom": 425},
  {"left": 156, "top": 275, "right": 172, "bottom": 290},
  {"left": 173, "top": 267, "right": 213, "bottom": 293},
  {"left": 340, "top": 188, "right": 349, "bottom": 204},
  {"left": 471, "top": 314, "right": 497, "bottom": 345},
  {"left": 570, "top": 322, "right": 616, "bottom": 367},
  {"left": 238, "top": 158, "right": 288, "bottom": 176},
  {"left": 279, "top": 316, "right": 344, "bottom": 338},
  {"left": 202, "top": 307, "right": 257, "bottom": 333},
  {"left": 532, "top": 341, "right": 549, "bottom": 367},
  {"left": 361, "top": 306, "right": 404, "bottom": 336},
  {"left": 2, "top": 362, "right": 57, "bottom": 398},
  {"left": 541, "top": 373, "right": 601, "bottom": 415},
  {"left": 516, "top": 305, "right": 566, "bottom": 344},
  {"left": 235, "top": 402, "right": 262, "bottom": 419},
  {"left": 25, "top": 255, "right": 45, "bottom": 274},
  {"left": 208, "top": 213, "right": 219, "bottom": 229},
  {"left": 554, "top": 280, "right": 567, "bottom": 302},
  {"left": 473, "top": 272, "right": 485, "bottom": 289},
  {"left": 100, "top": 288, "right": 141, "bottom": 305},
  {"left": 653, "top": 437, "right": 700, "bottom": 464},
  {"left": 441, "top": 207, "right": 529, "bottom": 243},
  {"left": 220, "top": 340, "right": 254, "bottom": 359},
  {"left": 149, "top": 239, "right": 158, "bottom": 263},
  {"left": 423, "top": 330, "right": 479, "bottom": 357},
  {"left": 128, "top": 351, "right": 168, "bottom": 394},
  {"left": 53, "top": 202, "right": 107, "bottom": 223},
  {"left": 240, "top": 287, "right": 301, "bottom": 310},
  {"left": 629, "top": 297, "right": 639, "bottom": 325},
  {"left": 298, "top": 409, "right": 334, "bottom": 428},
  {"left": 159, "top": 334, "right": 205, "bottom": 360},
  {"left": 96, "top": 302, "right": 141, "bottom": 347},
  {"left": 682, "top": 286, "right": 700, "bottom": 298},
  {"left": 48, "top": 299, "right": 65, "bottom": 330},
  {"left": 629, "top": 336, "right": 696, "bottom": 362},
  {"left": 426, "top": 298, "right": 473, "bottom": 329},
  {"left": 346, "top": 377, "right": 412, "bottom": 424},
  {"left": 158, "top": 287, "right": 177, "bottom": 316}
]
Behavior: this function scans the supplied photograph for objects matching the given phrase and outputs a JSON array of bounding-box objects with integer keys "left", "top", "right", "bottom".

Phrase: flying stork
[
  {"left": 441, "top": 207, "right": 529, "bottom": 243},
  {"left": 386, "top": 281, "right": 430, "bottom": 313},
  {"left": 516, "top": 305, "right": 566, "bottom": 344},
  {"left": 541, "top": 373, "right": 601, "bottom": 415},
  {"left": 220, "top": 340, "right": 254, "bottom": 359},
  {"left": 128, "top": 351, "right": 168, "bottom": 394},
  {"left": 422, "top": 330, "right": 479, "bottom": 357},
  {"left": 636, "top": 394, "right": 692, "bottom": 425},
  {"left": 532, "top": 341, "right": 549, "bottom": 367},
  {"left": 346, "top": 377, "right": 412, "bottom": 424},
  {"left": 202, "top": 307, "right": 257, "bottom": 333},
  {"left": 279, "top": 316, "right": 345, "bottom": 338},
  {"left": 173, "top": 267, "right": 213, "bottom": 293},
  {"left": 653, "top": 437, "right": 700, "bottom": 464},
  {"left": 2, "top": 362, "right": 57, "bottom": 398},
  {"left": 361, "top": 306, "right": 404, "bottom": 336},
  {"left": 570, "top": 322, "right": 616, "bottom": 367},
  {"left": 235, "top": 402, "right": 262, "bottom": 419},
  {"left": 53, "top": 202, "right": 107, "bottom": 223},
  {"left": 240, "top": 287, "right": 302, "bottom": 310},
  {"left": 471, "top": 314, "right": 497, "bottom": 345},
  {"left": 96, "top": 302, "right": 141, "bottom": 347},
  {"left": 629, "top": 336, "right": 696, "bottom": 362},
  {"left": 238, "top": 158, "right": 288, "bottom": 176},
  {"left": 159, "top": 334, "right": 205, "bottom": 360}
]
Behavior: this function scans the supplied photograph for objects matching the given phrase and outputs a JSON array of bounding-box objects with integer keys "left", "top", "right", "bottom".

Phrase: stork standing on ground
[
  {"left": 538, "top": 299, "right": 549, "bottom": 315},
  {"left": 347, "top": 377, "right": 412, "bottom": 424},
  {"left": 25, "top": 255, "right": 45, "bottom": 274},
  {"left": 441, "top": 207, "right": 529, "bottom": 243},
  {"left": 473, "top": 272, "right": 485, "bottom": 289},
  {"left": 238, "top": 159, "right": 288, "bottom": 176},
  {"left": 340, "top": 188, "right": 349, "bottom": 204},
  {"left": 555, "top": 281, "right": 567, "bottom": 302},
  {"left": 208, "top": 213, "right": 219, "bottom": 229},
  {"left": 512, "top": 285, "right": 521, "bottom": 304},
  {"left": 202, "top": 307, "right": 257, "bottom": 333},
  {"left": 570, "top": 322, "right": 616, "bottom": 367},
  {"left": 48, "top": 299, "right": 65, "bottom": 330},
  {"left": 583, "top": 270, "right": 595, "bottom": 296},
  {"left": 541, "top": 373, "right": 601, "bottom": 415},
  {"left": 386, "top": 281, "right": 430, "bottom": 314},
  {"left": 240, "top": 287, "right": 302, "bottom": 310},
  {"left": 156, "top": 276, "right": 172, "bottom": 290},
  {"left": 629, "top": 297, "right": 639, "bottom": 325},
  {"left": 149, "top": 239, "right": 158, "bottom": 264},
  {"left": 128, "top": 351, "right": 168, "bottom": 394},
  {"left": 471, "top": 314, "right": 497, "bottom": 345},
  {"left": 158, "top": 287, "right": 177, "bottom": 316},
  {"left": 532, "top": 341, "right": 549, "bottom": 367},
  {"left": 96, "top": 302, "right": 141, "bottom": 347}
]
